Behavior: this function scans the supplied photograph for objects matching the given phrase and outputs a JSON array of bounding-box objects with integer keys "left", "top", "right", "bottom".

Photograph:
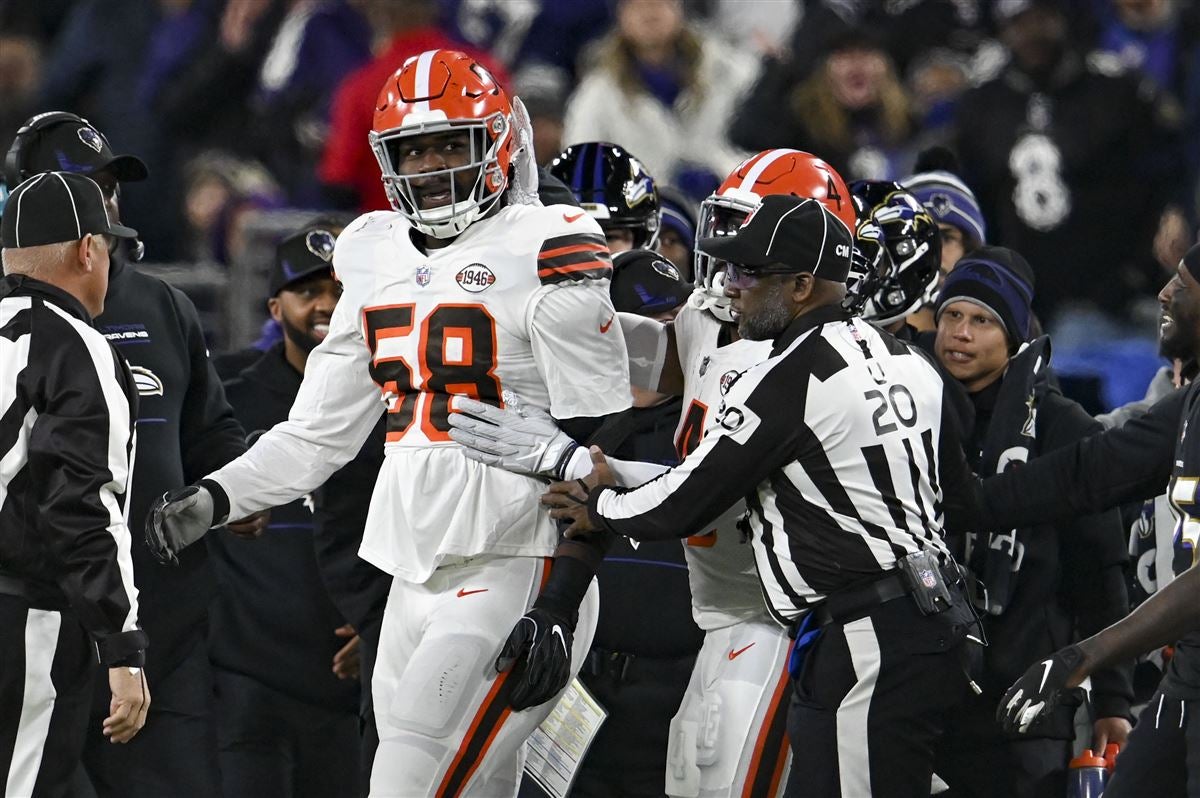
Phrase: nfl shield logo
[
  {"left": 416, "top": 266, "right": 432, "bottom": 287},
  {"left": 919, "top": 568, "right": 937, "bottom": 588}
]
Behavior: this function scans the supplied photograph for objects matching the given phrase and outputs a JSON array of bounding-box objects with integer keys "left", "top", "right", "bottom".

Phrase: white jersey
[
  {"left": 672, "top": 303, "right": 773, "bottom": 630},
  {"left": 207, "top": 204, "right": 631, "bottom": 582}
]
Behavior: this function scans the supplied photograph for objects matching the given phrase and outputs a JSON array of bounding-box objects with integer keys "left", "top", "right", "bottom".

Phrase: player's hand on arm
[
  {"left": 998, "top": 644, "right": 1088, "bottom": 734},
  {"left": 145, "top": 479, "right": 228, "bottom": 565},
  {"left": 104, "top": 667, "right": 150, "bottom": 744},
  {"left": 541, "top": 448, "right": 617, "bottom": 536},
  {"left": 448, "top": 396, "right": 589, "bottom": 479}
]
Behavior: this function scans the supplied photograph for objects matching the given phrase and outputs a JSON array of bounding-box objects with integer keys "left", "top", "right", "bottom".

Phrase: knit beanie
[
  {"left": 937, "top": 246, "right": 1036, "bottom": 344},
  {"left": 903, "top": 170, "right": 986, "bottom": 249}
]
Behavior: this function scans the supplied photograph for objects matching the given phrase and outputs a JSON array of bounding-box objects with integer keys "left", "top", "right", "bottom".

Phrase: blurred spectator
[
  {"left": 0, "top": 32, "right": 41, "bottom": 157},
  {"left": 318, "top": 0, "right": 508, "bottom": 212},
  {"left": 709, "top": 0, "right": 801, "bottom": 59},
  {"left": 562, "top": 0, "right": 757, "bottom": 185},
  {"left": 156, "top": 0, "right": 370, "bottom": 210},
  {"left": 655, "top": 185, "right": 698, "bottom": 281},
  {"left": 438, "top": 0, "right": 611, "bottom": 80},
  {"left": 955, "top": 0, "right": 1184, "bottom": 331},
  {"left": 181, "top": 152, "right": 285, "bottom": 265},
  {"left": 511, "top": 64, "right": 570, "bottom": 166},
  {"left": 731, "top": 27, "right": 918, "bottom": 181},
  {"left": 906, "top": 47, "right": 974, "bottom": 153}
]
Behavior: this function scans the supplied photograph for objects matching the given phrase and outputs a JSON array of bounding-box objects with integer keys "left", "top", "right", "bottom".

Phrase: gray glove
[
  {"left": 447, "top": 396, "right": 582, "bottom": 479},
  {"left": 145, "top": 485, "right": 215, "bottom": 565}
]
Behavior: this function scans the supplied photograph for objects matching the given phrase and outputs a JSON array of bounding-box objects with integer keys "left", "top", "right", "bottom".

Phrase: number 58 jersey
[{"left": 207, "top": 204, "right": 631, "bottom": 583}]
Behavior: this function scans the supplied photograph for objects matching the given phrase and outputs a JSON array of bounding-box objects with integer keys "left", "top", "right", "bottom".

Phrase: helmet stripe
[
  {"left": 572, "top": 143, "right": 589, "bottom": 198},
  {"left": 413, "top": 49, "right": 437, "bottom": 112},
  {"left": 592, "top": 144, "right": 605, "bottom": 204},
  {"left": 739, "top": 148, "right": 801, "bottom": 192}
]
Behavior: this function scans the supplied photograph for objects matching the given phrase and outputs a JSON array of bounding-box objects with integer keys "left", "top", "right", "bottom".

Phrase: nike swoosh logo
[
  {"left": 728, "top": 643, "right": 755, "bottom": 660},
  {"left": 600, "top": 315, "right": 614, "bottom": 334},
  {"left": 563, "top": 212, "right": 585, "bottom": 223},
  {"left": 551, "top": 625, "right": 567, "bottom": 654},
  {"left": 1037, "top": 659, "right": 1054, "bottom": 693},
  {"left": 456, "top": 588, "right": 489, "bottom": 598}
]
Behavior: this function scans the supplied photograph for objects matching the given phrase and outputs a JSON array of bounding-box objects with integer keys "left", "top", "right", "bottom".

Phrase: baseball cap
[
  {"left": 696, "top": 195, "right": 854, "bottom": 282},
  {"left": 610, "top": 249, "right": 691, "bottom": 315},
  {"left": 1, "top": 171, "right": 138, "bottom": 249},
  {"left": 269, "top": 227, "right": 337, "bottom": 295},
  {"left": 10, "top": 112, "right": 149, "bottom": 184}
]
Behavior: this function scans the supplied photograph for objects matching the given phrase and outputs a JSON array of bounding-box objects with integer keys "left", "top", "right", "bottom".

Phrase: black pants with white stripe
[
  {"left": 1106, "top": 690, "right": 1200, "bottom": 797},
  {"left": 784, "top": 593, "right": 976, "bottom": 798},
  {"left": 0, "top": 595, "right": 98, "bottom": 798}
]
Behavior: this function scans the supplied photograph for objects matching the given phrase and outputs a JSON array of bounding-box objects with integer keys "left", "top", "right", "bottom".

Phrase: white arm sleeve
[
  {"left": 529, "top": 282, "right": 632, "bottom": 419},
  {"left": 618, "top": 311, "right": 668, "bottom": 390},
  {"left": 206, "top": 295, "right": 384, "bottom": 519}
]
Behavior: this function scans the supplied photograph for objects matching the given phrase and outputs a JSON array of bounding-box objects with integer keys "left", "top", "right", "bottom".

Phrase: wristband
[{"left": 198, "top": 478, "right": 230, "bottom": 525}]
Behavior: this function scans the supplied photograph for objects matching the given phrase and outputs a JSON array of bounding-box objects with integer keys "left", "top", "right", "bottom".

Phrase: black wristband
[
  {"left": 98, "top": 629, "right": 149, "bottom": 667},
  {"left": 198, "top": 478, "right": 230, "bottom": 525},
  {"left": 553, "top": 442, "right": 581, "bottom": 481}
]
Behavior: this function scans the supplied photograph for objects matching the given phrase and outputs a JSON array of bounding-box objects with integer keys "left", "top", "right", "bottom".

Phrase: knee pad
[{"left": 382, "top": 632, "right": 493, "bottom": 739}]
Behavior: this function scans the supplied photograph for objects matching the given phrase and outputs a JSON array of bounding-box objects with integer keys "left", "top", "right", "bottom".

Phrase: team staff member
[
  {"left": 6, "top": 112, "right": 256, "bottom": 797},
  {"left": 208, "top": 227, "right": 362, "bottom": 798},
  {"left": 927, "top": 250, "right": 1133, "bottom": 796},
  {"left": 545, "top": 195, "right": 981, "bottom": 798},
  {"left": 0, "top": 173, "right": 150, "bottom": 795},
  {"left": 974, "top": 244, "right": 1200, "bottom": 797}
]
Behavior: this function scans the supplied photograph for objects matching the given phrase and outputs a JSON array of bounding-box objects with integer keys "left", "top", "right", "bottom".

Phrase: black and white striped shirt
[
  {"left": 590, "top": 304, "right": 975, "bottom": 625},
  {"left": 0, "top": 274, "right": 145, "bottom": 663}
]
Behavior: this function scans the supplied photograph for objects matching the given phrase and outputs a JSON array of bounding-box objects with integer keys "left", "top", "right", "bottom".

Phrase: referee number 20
[{"left": 865, "top": 385, "right": 917, "bottom": 435}]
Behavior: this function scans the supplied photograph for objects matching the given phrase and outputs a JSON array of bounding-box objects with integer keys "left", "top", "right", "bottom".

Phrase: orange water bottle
[{"left": 1067, "top": 749, "right": 1107, "bottom": 798}]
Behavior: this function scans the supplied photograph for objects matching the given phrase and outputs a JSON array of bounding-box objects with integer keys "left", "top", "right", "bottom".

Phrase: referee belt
[
  {"left": 810, "top": 570, "right": 911, "bottom": 628},
  {"left": 808, "top": 561, "right": 964, "bottom": 629}
]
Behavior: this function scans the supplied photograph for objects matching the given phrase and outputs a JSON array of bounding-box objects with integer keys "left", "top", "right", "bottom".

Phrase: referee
[
  {"left": 544, "top": 195, "right": 981, "bottom": 798},
  {"left": 0, "top": 172, "right": 149, "bottom": 795}
]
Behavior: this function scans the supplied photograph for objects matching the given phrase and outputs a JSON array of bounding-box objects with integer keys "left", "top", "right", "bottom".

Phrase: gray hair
[{"left": 1, "top": 240, "right": 78, "bottom": 278}]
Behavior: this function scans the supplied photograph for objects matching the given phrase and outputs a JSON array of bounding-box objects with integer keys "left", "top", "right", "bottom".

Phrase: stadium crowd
[{"left": 4, "top": 0, "right": 1200, "bottom": 797}]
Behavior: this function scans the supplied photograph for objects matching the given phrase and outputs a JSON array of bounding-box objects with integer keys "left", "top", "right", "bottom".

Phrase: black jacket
[
  {"left": 959, "top": 343, "right": 1132, "bottom": 732},
  {"left": 979, "top": 383, "right": 1200, "bottom": 698},
  {"left": 97, "top": 262, "right": 246, "bottom": 681},
  {"left": 0, "top": 275, "right": 147, "bottom": 665},
  {"left": 207, "top": 344, "right": 358, "bottom": 711},
  {"left": 955, "top": 52, "right": 1182, "bottom": 319}
]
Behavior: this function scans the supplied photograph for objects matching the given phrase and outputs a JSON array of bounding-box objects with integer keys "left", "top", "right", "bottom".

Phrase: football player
[
  {"left": 451, "top": 149, "right": 856, "bottom": 797},
  {"left": 549, "top": 141, "right": 662, "bottom": 254},
  {"left": 147, "top": 50, "right": 632, "bottom": 797}
]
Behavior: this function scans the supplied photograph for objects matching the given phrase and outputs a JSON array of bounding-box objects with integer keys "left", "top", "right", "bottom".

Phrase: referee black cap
[
  {"left": 269, "top": 226, "right": 337, "bottom": 295},
  {"left": 697, "top": 195, "right": 853, "bottom": 282},
  {"left": 1, "top": 171, "right": 138, "bottom": 249}
]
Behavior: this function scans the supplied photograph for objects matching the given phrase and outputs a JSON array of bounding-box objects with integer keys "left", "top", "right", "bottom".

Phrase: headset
[{"left": 4, "top": 111, "right": 146, "bottom": 261}]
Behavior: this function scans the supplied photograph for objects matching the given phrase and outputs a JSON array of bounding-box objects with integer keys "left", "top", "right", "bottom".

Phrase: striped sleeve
[
  {"left": 537, "top": 232, "right": 613, "bottom": 284},
  {"left": 29, "top": 305, "right": 144, "bottom": 656}
]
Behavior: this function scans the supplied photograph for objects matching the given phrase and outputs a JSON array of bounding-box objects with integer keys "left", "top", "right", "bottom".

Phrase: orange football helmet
[
  {"left": 370, "top": 49, "right": 515, "bottom": 238},
  {"left": 694, "top": 150, "right": 854, "bottom": 322}
]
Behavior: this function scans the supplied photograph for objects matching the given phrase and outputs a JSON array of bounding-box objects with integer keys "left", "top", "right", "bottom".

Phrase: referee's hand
[
  {"left": 541, "top": 448, "right": 615, "bottom": 536},
  {"left": 104, "top": 667, "right": 150, "bottom": 744}
]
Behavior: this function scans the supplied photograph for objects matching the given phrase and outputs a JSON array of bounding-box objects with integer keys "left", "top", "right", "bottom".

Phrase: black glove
[
  {"left": 998, "top": 644, "right": 1086, "bottom": 734},
  {"left": 495, "top": 599, "right": 577, "bottom": 711},
  {"left": 145, "top": 484, "right": 215, "bottom": 565}
]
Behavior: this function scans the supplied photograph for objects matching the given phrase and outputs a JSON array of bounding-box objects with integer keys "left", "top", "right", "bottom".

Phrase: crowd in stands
[{"left": 1, "top": 0, "right": 1197, "bottom": 367}]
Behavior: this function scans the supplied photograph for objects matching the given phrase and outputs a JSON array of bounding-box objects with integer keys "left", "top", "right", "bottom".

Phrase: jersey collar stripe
[
  {"left": 414, "top": 49, "right": 436, "bottom": 113},
  {"left": 739, "top": 148, "right": 799, "bottom": 192}
]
